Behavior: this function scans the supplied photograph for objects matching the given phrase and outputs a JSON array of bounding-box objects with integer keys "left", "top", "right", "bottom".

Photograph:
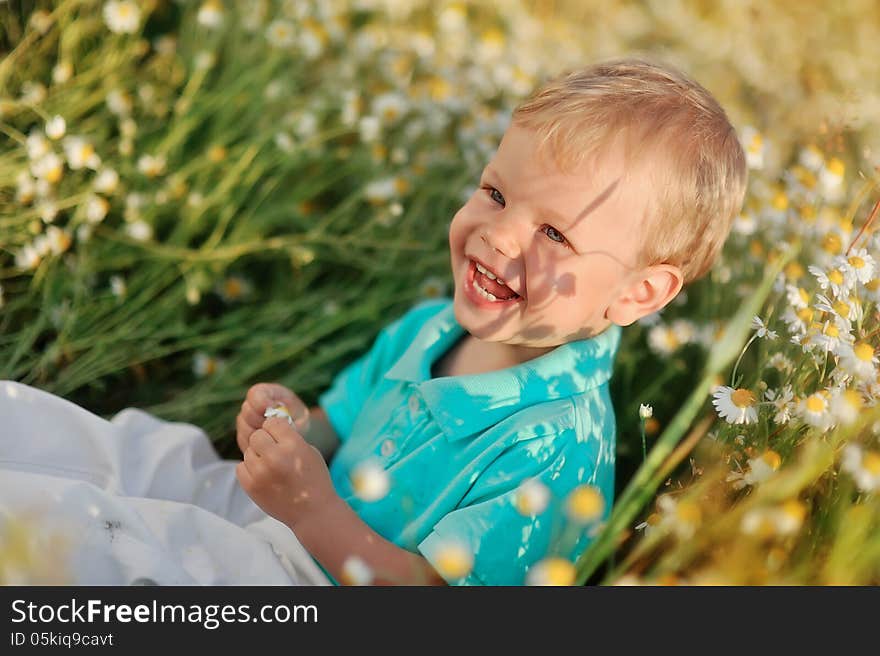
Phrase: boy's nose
[{"left": 481, "top": 223, "right": 521, "bottom": 259}]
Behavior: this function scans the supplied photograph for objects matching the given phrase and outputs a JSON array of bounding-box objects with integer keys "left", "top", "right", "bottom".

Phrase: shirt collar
[{"left": 384, "top": 299, "right": 622, "bottom": 441}]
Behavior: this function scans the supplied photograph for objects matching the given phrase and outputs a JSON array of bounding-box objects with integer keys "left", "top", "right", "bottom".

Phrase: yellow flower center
[
  {"left": 854, "top": 342, "right": 875, "bottom": 362},
  {"left": 826, "top": 157, "right": 845, "bottom": 177},
  {"left": 823, "top": 323, "right": 839, "bottom": 338},
  {"left": 822, "top": 234, "right": 842, "bottom": 255},
  {"left": 772, "top": 192, "right": 788, "bottom": 211},
  {"left": 865, "top": 279, "right": 880, "bottom": 292},
  {"left": 731, "top": 388, "right": 756, "bottom": 408},
  {"left": 749, "top": 133, "right": 763, "bottom": 152},
  {"left": 829, "top": 269, "right": 845, "bottom": 286},
  {"left": 566, "top": 485, "right": 604, "bottom": 522},
  {"left": 848, "top": 256, "right": 865, "bottom": 269},
  {"left": 797, "top": 307, "right": 814, "bottom": 324},
  {"left": 806, "top": 394, "right": 827, "bottom": 413},
  {"left": 780, "top": 499, "right": 806, "bottom": 523},
  {"left": 762, "top": 450, "right": 782, "bottom": 470},
  {"left": 532, "top": 558, "right": 576, "bottom": 586},
  {"left": 800, "top": 205, "right": 816, "bottom": 223},
  {"left": 785, "top": 261, "right": 805, "bottom": 281},
  {"left": 862, "top": 452, "right": 880, "bottom": 476},
  {"left": 434, "top": 544, "right": 473, "bottom": 579},
  {"left": 832, "top": 300, "right": 850, "bottom": 318},
  {"left": 841, "top": 389, "right": 863, "bottom": 410},
  {"left": 675, "top": 500, "right": 701, "bottom": 526},
  {"left": 797, "top": 288, "right": 811, "bottom": 306},
  {"left": 749, "top": 240, "right": 764, "bottom": 257}
]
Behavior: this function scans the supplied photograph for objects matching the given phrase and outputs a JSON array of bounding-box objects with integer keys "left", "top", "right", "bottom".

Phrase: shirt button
[
  {"left": 408, "top": 393, "right": 421, "bottom": 417},
  {"left": 380, "top": 439, "right": 396, "bottom": 457}
]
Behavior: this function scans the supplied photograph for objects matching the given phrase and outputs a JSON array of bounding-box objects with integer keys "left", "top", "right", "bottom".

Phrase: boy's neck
[{"left": 435, "top": 334, "right": 556, "bottom": 378}]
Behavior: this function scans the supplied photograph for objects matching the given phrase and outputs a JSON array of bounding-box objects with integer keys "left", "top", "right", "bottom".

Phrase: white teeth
[
  {"left": 474, "top": 261, "right": 498, "bottom": 280},
  {"left": 472, "top": 279, "right": 498, "bottom": 301}
]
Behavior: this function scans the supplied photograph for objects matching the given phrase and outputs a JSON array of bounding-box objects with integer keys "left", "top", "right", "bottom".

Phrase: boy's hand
[
  {"left": 236, "top": 417, "right": 338, "bottom": 528},
  {"left": 236, "top": 383, "right": 309, "bottom": 455}
]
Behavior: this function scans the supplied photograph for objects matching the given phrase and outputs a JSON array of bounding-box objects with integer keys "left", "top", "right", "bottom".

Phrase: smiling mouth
[{"left": 468, "top": 259, "right": 521, "bottom": 302}]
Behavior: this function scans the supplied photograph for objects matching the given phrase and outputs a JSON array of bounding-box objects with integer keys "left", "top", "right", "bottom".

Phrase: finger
[
  {"left": 236, "top": 415, "right": 251, "bottom": 453},
  {"left": 262, "top": 416, "right": 303, "bottom": 444},
  {"left": 240, "top": 400, "right": 265, "bottom": 430},
  {"left": 236, "top": 461, "right": 255, "bottom": 493},
  {"left": 248, "top": 383, "right": 283, "bottom": 410},
  {"left": 251, "top": 428, "right": 282, "bottom": 458}
]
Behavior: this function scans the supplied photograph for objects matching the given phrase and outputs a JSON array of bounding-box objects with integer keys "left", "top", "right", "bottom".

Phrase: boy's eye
[
  {"left": 542, "top": 225, "right": 568, "bottom": 246},
  {"left": 485, "top": 186, "right": 506, "bottom": 207}
]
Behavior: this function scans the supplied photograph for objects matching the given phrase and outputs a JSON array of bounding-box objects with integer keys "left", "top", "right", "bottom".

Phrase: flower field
[{"left": 2, "top": 0, "right": 880, "bottom": 584}]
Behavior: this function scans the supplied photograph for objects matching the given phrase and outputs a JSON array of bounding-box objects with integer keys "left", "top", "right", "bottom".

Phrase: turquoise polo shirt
[{"left": 318, "top": 298, "right": 621, "bottom": 585}]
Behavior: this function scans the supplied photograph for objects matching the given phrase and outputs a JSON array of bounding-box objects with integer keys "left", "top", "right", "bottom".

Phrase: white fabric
[{"left": 0, "top": 380, "right": 330, "bottom": 586}]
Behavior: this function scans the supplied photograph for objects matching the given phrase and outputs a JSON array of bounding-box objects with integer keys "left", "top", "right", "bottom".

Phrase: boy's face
[{"left": 449, "top": 124, "right": 655, "bottom": 352}]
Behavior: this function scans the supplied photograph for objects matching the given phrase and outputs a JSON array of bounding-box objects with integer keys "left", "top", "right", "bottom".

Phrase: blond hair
[{"left": 512, "top": 58, "right": 747, "bottom": 284}]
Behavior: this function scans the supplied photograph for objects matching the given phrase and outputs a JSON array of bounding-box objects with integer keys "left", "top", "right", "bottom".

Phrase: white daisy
[
  {"left": 732, "top": 211, "right": 757, "bottom": 236},
  {"left": 15, "top": 171, "right": 36, "bottom": 204},
  {"left": 740, "top": 126, "right": 765, "bottom": 170},
  {"left": 835, "top": 248, "right": 875, "bottom": 287},
  {"left": 30, "top": 152, "right": 64, "bottom": 184},
  {"left": 564, "top": 484, "right": 604, "bottom": 524},
  {"left": 514, "top": 478, "right": 550, "bottom": 516},
  {"left": 431, "top": 541, "right": 473, "bottom": 581},
  {"left": 639, "top": 403, "right": 653, "bottom": 419},
  {"left": 196, "top": 0, "right": 224, "bottom": 29},
  {"left": 45, "top": 226, "right": 71, "bottom": 255},
  {"left": 137, "top": 153, "right": 166, "bottom": 178},
  {"left": 125, "top": 220, "right": 153, "bottom": 241},
  {"left": 799, "top": 144, "right": 825, "bottom": 171},
  {"left": 712, "top": 386, "right": 759, "bottom": 425},
  {"left": 358, "top": 115, "right": 381, "bottom": 143},
  {"left": 726, "top": 451, "right": 782, "bottom": 489},
  {"left": 192, "top": 352, "right": 224, "bottom": 377},
  {"left": 819, "top": 158, "right": 845, "bottom": 202},
  {"left": 26, "top": 129, "right": 50, "bottom": 161},
  {"left": 837, "top": 342, "right": 878, "bottom": 382},
  {"left": 340, "top": 557, "right": 373, "bottom": 586},
  {"left": 765, "top": 352, "right": 793, "bottom": 374},
  {"left": 110, "top": 275, "right": 126, "bottom": 298},
  {"left": 786, "top": 283, "right": 811, "bottom": 310},
  {"left": 764, "top": 385, "right": 795, "bottom": 425},
  {"left": 45, "top": 115, "right": 66, "bottom": 140},
  {"left": 103, "top": 0, "right": 141, "bottom": 35},
  {"left": 525, "top": 557, "right": 576, "bottom": 586},
  {"left": 85, "top": 194, "right": 110, "bottom": 224},
  {"left": 841, "top": 444, "right": 880, "bottom": 493},
  {"left": 419, "top": 276, "right": 446, "bottom": 299},
  {"left": 63, "top": 136, "right": 101, "bottom": 170},
  {"left": 647, "top": 323, "right": 682, "bottom": 356},
  {"left": 372, "top": 92, "right": 409, "bottom": 125},
  {"left": 266, "top": 19, "right": 296, "bottom": 48},
  {"left": 798, "top": 391, "right": 834, "bottom": 431},
  {"left": 38, "top": 199, "right": 58, "bottom": 223},
  {"left": 93, "top": 168, "right": 119, "bottom": 194},
  {"left": 656, "top": 494, "right": 702, "bottom": 539},
  {"left": 741, "top": 500, "right": 806, "bottom": 538},
  {"left": 350, "top": 460, "right": 389, "bottom": 502},
  {"left": 830, "top": 388, "right": 864, "bottom": 426},
  {"left": 808, "top": 263, "right": 851, "bottom": 299},
  {"left": 106, "top": 89, "right": 133, "bottom": 116},
  {"left": 751, "top": 315, "right": 778, "bottom": 340}
]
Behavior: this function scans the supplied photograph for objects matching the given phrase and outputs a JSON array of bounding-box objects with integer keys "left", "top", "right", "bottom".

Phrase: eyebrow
[{"left": 484, "top": 167, "right": 620, "bottom": 250}]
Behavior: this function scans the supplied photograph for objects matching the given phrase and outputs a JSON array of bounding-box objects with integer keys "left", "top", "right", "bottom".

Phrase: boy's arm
[
  {"left": 237, "top": 416, "right": 446, "bottom": 586},
  {"left": 303, "top": 406, "right": 341, "bottom": 461},
  {"left": 293, "top": 497, "right": 447, "bottom": 586}
]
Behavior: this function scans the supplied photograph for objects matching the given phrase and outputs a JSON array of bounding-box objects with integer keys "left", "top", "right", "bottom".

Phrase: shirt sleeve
[
  {"left": 417, "top": 428, "right": 611, "bottom": 586},
  {"left": 318, "top": 298, "right": 450, "bottom": 443}
]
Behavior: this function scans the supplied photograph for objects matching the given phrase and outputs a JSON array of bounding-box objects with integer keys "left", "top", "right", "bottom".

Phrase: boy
[{"left": 235, "top": 58, "right": 748, "bottom": 585}]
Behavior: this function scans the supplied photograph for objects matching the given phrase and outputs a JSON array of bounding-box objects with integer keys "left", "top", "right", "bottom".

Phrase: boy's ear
[{"left": 605, "top": 264, "right": 684, "bottom": 327}]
